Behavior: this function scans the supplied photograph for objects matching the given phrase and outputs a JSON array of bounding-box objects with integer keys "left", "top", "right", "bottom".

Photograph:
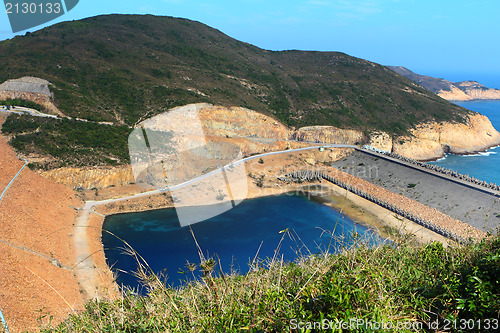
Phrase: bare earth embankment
[
  {"left": 0, "top": 116, "right": 83, "bottom": 332},
  {"left": 74, "top": 149, "right": 467, "bottom": 299},
  {"left": 0, "top": 103, "right": 494, "bottom": 331}
]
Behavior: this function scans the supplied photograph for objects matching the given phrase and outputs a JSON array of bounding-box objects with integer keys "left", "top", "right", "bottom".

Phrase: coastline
[
  {"left": 79, "top": 154, "right": 462, "bottom": 298},
  {"left": 2, "top": 128, "right": 489, "bottom": 330},
  {"left": 420, "top": 143, "right": 500, "bottom": 162},
  {"left": 449, "top": 98, "right": 500, "bottom": 102}
]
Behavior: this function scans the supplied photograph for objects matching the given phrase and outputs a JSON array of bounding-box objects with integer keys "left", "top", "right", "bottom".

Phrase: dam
[{"left": 330, "top": 149, "right": 500, "bottom": 234}]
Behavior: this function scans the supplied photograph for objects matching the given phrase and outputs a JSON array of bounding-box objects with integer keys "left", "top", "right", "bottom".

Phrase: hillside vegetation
[
  {"left": 1, "top": 114, "right": 130, "bottom": 168},
  {"left": 38, "top": 236, "right": 500, "bottom": 332},
  {"left": 0, "top": 14, "right": 469, "bottom": 134}
]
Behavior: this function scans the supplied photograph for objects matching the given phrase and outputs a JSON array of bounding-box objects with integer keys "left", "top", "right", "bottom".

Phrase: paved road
[
  {"left": 73, "top": 143, "right": 358, "bottom": 298},
  {"left": 89, "top": 143, "right": 359, "bottom": 207},
  {"left": 0, "top": 106, "right": 58, "bottom": 119}
]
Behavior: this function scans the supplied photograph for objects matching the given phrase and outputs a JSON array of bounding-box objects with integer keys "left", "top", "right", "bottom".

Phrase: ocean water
[
  {"left": 429, "top": 100, "right": 500, "bottom": 184},
  {"left": 103, "top": 193, "right": 384, "bottom": 290}
]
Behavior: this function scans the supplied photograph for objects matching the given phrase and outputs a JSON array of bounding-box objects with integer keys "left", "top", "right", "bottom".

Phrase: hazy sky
[{"left": 1, "top": 0, "right": 499, "bottom": 86}]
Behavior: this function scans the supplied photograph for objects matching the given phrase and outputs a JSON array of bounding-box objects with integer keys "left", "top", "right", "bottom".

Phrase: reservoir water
[
  {"left": 429, "top": 100, "right": 500, "bottom": 184},
  {"left": 103, "top": 193, "right": 383, "bottom": 290}
]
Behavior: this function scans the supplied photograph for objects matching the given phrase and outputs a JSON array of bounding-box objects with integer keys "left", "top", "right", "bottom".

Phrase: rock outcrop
[
  {"left": 38, "top": 165, "right": 134, "bottom": 190},
  {"left": 0, "top": 76, "right": 63, "bottom": 116},
  {"left": 291, "top": 126, "right": 367, "bottom": 145},
  {"left": 444, "top": 81, "right": 500, "bottom": 101},
  {"left": 367, "top": 131, "right": 393, "bottom": 152},
  {"left": 37, "top": 104, "right": 500, "bottom": 188},
  {"left": 388, "top": 66, "right": 500, "bottom": 101},
  {"left": 391, "top": 113, "right": 500, "bottom": 160},
  {"left": 436, "top": 85, "right": 472, "bottom": 101}
]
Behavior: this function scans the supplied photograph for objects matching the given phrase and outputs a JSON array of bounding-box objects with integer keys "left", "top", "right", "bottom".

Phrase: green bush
[
  {"left": 38, "top": 235, "right": 500, "bottom": 332},
  {"left": 0, "top": 98, "right": 45, "bottom": 112},
  {"left": 2, "top": 114, "right": 131, "bottom": 168}
]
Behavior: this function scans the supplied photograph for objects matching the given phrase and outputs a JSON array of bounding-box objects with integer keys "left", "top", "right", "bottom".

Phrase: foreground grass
[{"left": 41, "top": 235, "right": 499, "bottom": 332}]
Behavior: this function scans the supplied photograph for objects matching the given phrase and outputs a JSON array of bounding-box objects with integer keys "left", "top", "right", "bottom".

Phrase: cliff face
[
  {"left": 38, "top": 104, "right": 500, "bottom": 188},
  {"left": 0, "top": 77, "right": 63, "bottom": 116},
  {"left": 38, "top": 165, "right": 134, "bottom": 190},
  {"left": 436, "top": 86, "right": 472, "bottom": 101},
  {"left": 391, "top": 113, "right": 500, "bottom": 160},
  {"left": 198, "top": 105, "right": 290, "bottom": 140},
  {"left": 291, "top": 126, "right": 367, "bottom": 145},
  {"left": 439, "top": 81, "right": 500, "bottom": 101},
  {"left": 41, "top": 104, "right": 367, "bottom": 189}
]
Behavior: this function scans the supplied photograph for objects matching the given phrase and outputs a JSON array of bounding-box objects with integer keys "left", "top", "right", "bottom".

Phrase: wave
[
  {"left": 433, "top": 155, "right": 448, "bottom": 162},
  {"left": 479, "top": 151, "right": 498, "bottom": 156},
  {"left": 459, "top": 151, "right": 498, "bottom": 157}
]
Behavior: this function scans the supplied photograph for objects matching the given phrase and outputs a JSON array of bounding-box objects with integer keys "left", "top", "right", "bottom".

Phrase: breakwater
[
  {"left": 283, "top": 169, "right": 484, "bottom": 243},
  {"left": 363, "top": 146, "right": 500, "bottom": 193}
]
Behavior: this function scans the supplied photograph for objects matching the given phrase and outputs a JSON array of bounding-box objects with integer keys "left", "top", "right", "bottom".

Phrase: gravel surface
[{"left": 0, "top": 77, "right": 52, "bottom": 96}]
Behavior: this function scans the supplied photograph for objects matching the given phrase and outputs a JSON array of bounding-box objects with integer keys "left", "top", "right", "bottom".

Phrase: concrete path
[{"left": 73, "top": 144, "right": 358, "bottom": 298}]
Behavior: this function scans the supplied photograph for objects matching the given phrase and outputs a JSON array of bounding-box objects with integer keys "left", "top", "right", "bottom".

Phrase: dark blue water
[
  {"left": 103, "top": 193, "right": 384, "bottom": 290},
  {"left": 429, "top": 100, "right": 500, "bottom": 184}
]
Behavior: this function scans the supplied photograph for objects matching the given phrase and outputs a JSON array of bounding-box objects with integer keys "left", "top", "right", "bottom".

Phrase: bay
[{"left": 103, "top": 193, "right": 384, "bottom": 290}]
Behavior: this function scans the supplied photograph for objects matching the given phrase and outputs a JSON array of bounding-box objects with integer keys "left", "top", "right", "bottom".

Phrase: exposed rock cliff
[
  {"left": 444, "top": 81, "right": 500, "bottom": 101},
  {"left": 0, "top": 76, "right": 63, "bottom": 116},
  {"left": 38, "top": 104, "right": 500, "bottom": 188},
  {"left": 436, "top": 86, "right": 472, "bottom": 101},
  {"left": 368, "top": 131, "right": 393, "bottom": 152},
  {"left": 391, "top": 113, "right": 500, "bottom": 160}
]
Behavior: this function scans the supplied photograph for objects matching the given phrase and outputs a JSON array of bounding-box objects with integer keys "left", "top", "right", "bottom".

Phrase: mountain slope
[
  {"left": 388, "top": 66, "right": 500, "bottom": 101},
  {"left": 0, "top": 14, "right": 469, "bottom": 134}
]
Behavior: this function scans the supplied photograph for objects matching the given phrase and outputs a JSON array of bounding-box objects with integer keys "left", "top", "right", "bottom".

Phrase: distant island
[{"left": 388, "top": 66, "right": 500, "bottom": 101}]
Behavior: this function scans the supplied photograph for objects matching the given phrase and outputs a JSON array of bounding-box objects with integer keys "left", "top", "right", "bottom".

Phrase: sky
[{"left": 1, "top": 0, "right": 499, "bottom": 87}]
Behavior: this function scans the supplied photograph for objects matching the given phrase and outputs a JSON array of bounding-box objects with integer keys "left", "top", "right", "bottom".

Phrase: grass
[{"left": 38, "top": 233, "right": 500, "bottom": 332}]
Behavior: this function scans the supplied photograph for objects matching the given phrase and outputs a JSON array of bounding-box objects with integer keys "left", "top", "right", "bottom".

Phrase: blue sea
[
  {"left": 429, "top": 100, "right": 500, "bottom": 185},
  {"left": 103, "top": 193, "right": 384, "bottom": 290}
]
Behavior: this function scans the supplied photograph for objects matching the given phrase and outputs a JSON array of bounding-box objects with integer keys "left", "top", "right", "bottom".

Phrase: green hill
[{"left": 1, "top": 14, "right": 468, "bottom": 133}]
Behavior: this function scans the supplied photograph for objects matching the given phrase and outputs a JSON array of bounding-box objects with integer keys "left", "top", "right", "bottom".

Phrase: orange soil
[{"left": 0, "top": 116, "right": 84, "bottom": 332}]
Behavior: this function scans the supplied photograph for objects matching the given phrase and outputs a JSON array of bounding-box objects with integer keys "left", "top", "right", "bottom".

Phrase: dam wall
[
  {"left": 284, "top": 169, "right": 484, "bottom": 243},
  {"left": 330, "top": 150, "right": 500, "bottom": 233}
]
